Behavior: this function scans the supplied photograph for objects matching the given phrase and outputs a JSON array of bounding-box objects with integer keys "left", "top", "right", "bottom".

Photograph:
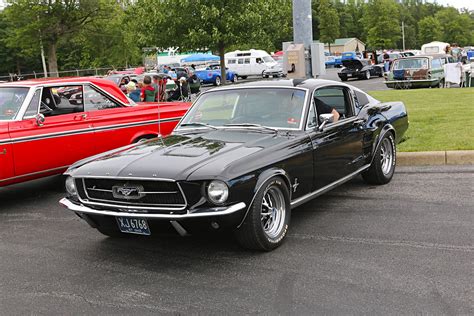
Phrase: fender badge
[{"left": 292, "top": 178, "right": 299, "bottom": 193}]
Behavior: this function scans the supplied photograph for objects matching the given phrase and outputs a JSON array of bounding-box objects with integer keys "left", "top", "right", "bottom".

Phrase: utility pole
[
  {"left": 401, "top": 21, "right": 405, "bottom": 51},
  {"left": 292, "top": 0, "right": 313, "bottom": 78},
  {"left": 40, "top": 38, "right": 48, "bottom": 78}
]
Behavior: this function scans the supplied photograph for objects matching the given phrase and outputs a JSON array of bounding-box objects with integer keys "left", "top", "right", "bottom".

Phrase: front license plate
[
  {"left": 347, "top": 73, "right": 352, "bottom": 77},
  {"left": 116, "top": 217, "right": 151, "bottom": 235}
]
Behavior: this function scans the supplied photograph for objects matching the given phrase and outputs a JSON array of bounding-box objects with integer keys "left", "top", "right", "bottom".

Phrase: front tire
[
  {"left": 214, "top": 76, "right": 221, "bottom": 86},
  {"left": 362, "top": 132, "right": 396, "bottom": 185},
  {"left": 232, "top": 74, "right": 238, "bottom": 83},
  {"left": 234, "top": 177, "right": 291, "bottom": 251},
  {"left": 365, "top": 70, "right": 371, "bottom": 80}
]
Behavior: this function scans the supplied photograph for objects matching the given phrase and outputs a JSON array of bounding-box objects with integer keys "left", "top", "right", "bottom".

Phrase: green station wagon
[{"left": 385, "top": 54, "right": 455, "bottom": 89}]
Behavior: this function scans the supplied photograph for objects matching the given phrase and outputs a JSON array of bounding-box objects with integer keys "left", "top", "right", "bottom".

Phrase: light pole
[{"left": 401, "top": 21, "right": 405, "bottom": 51}]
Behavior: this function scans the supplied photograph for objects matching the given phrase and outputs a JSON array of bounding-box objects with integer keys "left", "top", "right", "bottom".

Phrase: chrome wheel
[
  {"left": 365, "top": 70, "right": 371, "bottom": 80},
  {"left": 380, "top": 138, "right": 394, "bottom": 175},
  {"left": 261, "top": 186, "right": 286, "bottom": 239}
]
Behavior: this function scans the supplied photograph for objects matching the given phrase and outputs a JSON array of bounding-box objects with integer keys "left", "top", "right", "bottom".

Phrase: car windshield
[
  {"left": 393, "top": 58, "right": 429, "bottom": 70},
  {"left": 0, "top": 87, "right": 29, "bottom": 120},
  {"left": 104, "top": 76, "right": 121, "bottom": 85},
  {"left": 178, "top": 88, "right": 307, "bottom": 130},
  {"left": 263, "top": 56, "right": 274, "bottom": 63}
]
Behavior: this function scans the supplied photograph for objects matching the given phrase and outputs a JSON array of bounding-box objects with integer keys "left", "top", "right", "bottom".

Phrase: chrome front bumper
[{"left": 59, "top": 198, "right": 246, "bottom": 220}]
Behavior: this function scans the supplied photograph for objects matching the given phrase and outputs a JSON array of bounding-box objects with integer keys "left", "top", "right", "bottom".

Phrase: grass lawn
[{"left": 369, "top": 88, "right": 474, "bottom": 152}]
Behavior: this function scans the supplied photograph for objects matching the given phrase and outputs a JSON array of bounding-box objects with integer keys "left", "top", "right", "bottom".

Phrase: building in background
[{"left": 314, "top": 38, "right": 366, "bottom": 55}]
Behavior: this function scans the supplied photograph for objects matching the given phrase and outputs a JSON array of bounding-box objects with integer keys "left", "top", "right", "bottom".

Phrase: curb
[{"left": 397, "top": 151, "right": 474, "bottom": 166}]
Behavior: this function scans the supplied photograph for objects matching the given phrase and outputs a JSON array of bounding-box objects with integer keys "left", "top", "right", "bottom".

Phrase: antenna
[{"left": 157, "top": 80, "right": 162, "bottom": 143}]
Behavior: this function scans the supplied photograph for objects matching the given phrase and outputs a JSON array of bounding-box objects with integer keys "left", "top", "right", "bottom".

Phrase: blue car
[
  {"left": 341, "top": 51, "right": 363, "bottom": 61},
  {"left": 195, "top": 64, "right": 238, "bottom": 86}
]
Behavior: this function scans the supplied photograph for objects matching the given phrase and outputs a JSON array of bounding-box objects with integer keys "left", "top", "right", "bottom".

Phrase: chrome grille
[{"left": 78, "top": 178, "right": 186, "bottom": 209}]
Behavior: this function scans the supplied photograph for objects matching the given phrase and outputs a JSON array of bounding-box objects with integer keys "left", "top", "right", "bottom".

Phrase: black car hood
[
  {"left": 70, "top": 129, "right": 290, "bottom": 181},
  {"left": 342, "top": 59, "right": 366, "bottom": 69}
]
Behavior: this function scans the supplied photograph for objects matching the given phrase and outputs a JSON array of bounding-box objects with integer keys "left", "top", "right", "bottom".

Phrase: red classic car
[{"left": 0, "top": 77, "right": 190, "bottom": 187}]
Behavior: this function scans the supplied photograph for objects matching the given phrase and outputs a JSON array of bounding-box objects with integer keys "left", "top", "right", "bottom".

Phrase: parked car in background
[
  {"left": 195, "top": 64, "right": 238, "bottom": 85},
  {"left": 136, "top": 72, "right": 176, "bottom": 91},
  {"left": 421, "top": 41, "right": 449, "bottom": 55},
  {"left": 0, "top": 77, "right": 190, "bottom": 187},
  {"left": 338, "top": 59, "right": 384, "bottom": 81},
  {"left": 341, "top": 51, "right": 364, "bottom": 61},
  {"left": 60, "top": 79, "right": 408, "bottom": 251},
  {"left": 225, "top": 49, "right": 283, "bottom": 79},
  {"left": 384, "top": 54, "right": 455, "bottom": 89},
  {"left": 377, "top": 52, "right": 403, "bottom": 65},
  {"left": 103, "top": 74, "right": 137, "bottom": 93}
]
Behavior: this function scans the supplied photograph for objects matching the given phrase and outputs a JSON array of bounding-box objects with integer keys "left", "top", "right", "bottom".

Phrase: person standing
[
  {"left": 140, "top": 76, "right": 156, "bottom": 102},
  {"left": 383, "top": 50, "right": 390, "bottom": 72}
]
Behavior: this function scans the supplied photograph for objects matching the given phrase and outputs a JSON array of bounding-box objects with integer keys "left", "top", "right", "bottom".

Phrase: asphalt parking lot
[{"left": 0, "top": 165, "right": 472, "bottom": 314}]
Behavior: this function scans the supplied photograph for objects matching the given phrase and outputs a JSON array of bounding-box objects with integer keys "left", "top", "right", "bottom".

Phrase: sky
[{"left": 426, "top": 0, "right": 474, "bottom": 10}]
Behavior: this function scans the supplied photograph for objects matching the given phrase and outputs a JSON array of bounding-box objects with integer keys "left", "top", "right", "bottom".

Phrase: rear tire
[
  {"left": 214, "top": 76, "right": 221, "bottom": 86},
  {"left": 362, "top": 132, "right": 396, "bottom": 185},
  {"left": 240, "top": 76, "right": 248, "bottom": 79},
  {"left": 365, "top": 70, "right": 371, "bottom": 80},
  {"left": 232, "top": 74, "right": 238, "bottom": 83},
  {"left": 234, "top": 177, "right": 291, "bottom": 251}
]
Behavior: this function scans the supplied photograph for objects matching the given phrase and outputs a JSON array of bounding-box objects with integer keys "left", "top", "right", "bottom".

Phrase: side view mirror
[
  {"left": 35, "top": 113, "right": 45, "bottom": 126},
  {"left": 318, "top": 113, "right": 334, "bottom": 131}
]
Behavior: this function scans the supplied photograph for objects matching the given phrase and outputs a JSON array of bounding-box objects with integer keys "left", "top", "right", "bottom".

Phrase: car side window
[
  {"left": 306, "top": 100, "right": 318, "bottom": 129},
  {"left": 432, "top": 58, "right": 442, "bottom": 68},
  {"left": 40, "top": 86, "right": 84, "bottom": 117},
  {"left": 84, "top": 85, "right": 120, "bottom": 111},
  {"left": 23, "top": 88, "right": 42, "bottom": 118},
  {"left": 238, "top": 59, "right": 244, "bottom": 64},
  {"left": 244, "top": 58, "right": 250, "bottom": 64},
  {"left": 314, "top": 87, "right": 354, "bottom": 122}
]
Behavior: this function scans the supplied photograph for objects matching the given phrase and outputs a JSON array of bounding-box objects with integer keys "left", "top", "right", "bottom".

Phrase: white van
[
  {"left": 225, "top": 49, "right": 283, "bottom": 78},
  {"left": 421, "top": 41, "right": 449, "bottom": 55}
]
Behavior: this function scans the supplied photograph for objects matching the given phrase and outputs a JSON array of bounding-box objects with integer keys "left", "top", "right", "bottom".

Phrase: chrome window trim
[
  {"left": 22, "top": 87, "right": 44, "bottom": 120},
  {"left": 305, "top": 84, "right": 357, "bottom": 131},
  {"left": 175, "top": 86, "right": 310, "bottom": 132}
]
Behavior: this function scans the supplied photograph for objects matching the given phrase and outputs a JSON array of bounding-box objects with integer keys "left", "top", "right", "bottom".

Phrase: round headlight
[
  {"left": 65, "top": 176, "right": 77, "bottom": 196},
  {"left": 207, "top": 180, "right": 229, "bottom": 205}
]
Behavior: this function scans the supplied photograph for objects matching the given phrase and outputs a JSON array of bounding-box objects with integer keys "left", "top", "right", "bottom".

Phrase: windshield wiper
[
  {"left": 180, "top": 122, "right": 218, "bottom": 130},
  {"left": 223, "top": 123, "right": 278, "bottom": 133}
]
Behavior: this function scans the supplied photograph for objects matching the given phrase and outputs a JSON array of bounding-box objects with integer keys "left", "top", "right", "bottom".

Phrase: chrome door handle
[{"left": 0, "top": 148, "right": 6, "bottom": 155}]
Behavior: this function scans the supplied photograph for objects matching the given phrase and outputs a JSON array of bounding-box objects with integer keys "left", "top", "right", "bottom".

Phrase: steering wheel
[{"left": 40, "top": 101, "right": 53, "bottom": 114}]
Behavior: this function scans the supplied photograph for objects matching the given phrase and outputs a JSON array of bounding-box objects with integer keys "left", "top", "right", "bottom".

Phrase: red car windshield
[{"left": 0, "top": 87, "right": 29, "bottom": 120}]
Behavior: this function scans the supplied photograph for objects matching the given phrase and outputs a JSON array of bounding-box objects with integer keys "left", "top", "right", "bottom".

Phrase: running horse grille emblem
[{"left": 112, "top": 184, "right": 145, "bottom": 200}]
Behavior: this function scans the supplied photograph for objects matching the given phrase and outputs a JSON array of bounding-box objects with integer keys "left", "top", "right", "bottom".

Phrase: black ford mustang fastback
[{"left": 61, "top": 79, "right": 408, "bottom": 251}]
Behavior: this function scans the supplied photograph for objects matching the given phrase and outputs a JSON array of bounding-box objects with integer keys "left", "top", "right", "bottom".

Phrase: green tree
[
  {"left": 435, "top": 8, "right": 473, "bottom": 46},
  {"left": 318, "top": 0, "right": 340, "bottom": 53},
  {"left": 131, "top": 0, "right": 291, "bottom": 83},
  {"left": 362, "top": 0, "right": 401, "bottom": 49},
  {"left": 418, "top": 16, "right": 443, "bottom": 44},
  {"left": 4, "top": 0, "right": 117, "bottom": 77}
]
